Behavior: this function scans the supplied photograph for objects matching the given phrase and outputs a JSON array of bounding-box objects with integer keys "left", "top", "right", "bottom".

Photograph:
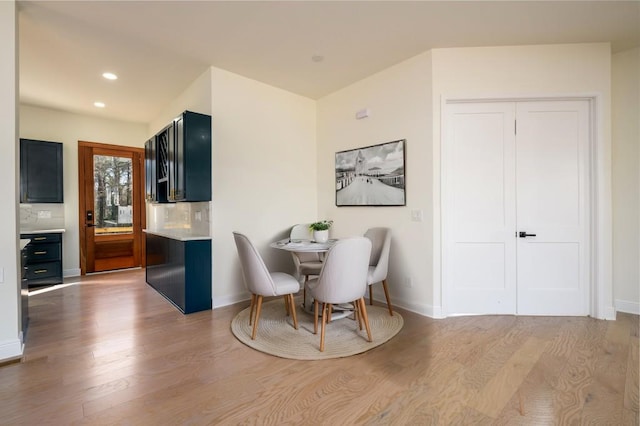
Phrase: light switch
[
  {"left": 355, "top": 108, "right": 370, "bottom": 119},
  {"left": 411, "top": 209, "right": 423, "bottom": 222}
]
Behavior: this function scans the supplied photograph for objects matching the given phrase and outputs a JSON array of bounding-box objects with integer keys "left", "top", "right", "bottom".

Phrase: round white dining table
[{"left": 268, "top": 238, "right": 337, "bottom": 252}]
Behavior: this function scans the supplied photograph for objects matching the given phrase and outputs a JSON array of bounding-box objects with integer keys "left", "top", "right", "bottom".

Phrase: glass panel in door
[{"left": 93, "top": 155, "right": 133, "bottom": 235}]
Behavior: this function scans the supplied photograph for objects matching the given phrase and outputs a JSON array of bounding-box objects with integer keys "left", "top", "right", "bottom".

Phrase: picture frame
[{"left": 335, "top": 139, "right": 406, "bottom": 206}]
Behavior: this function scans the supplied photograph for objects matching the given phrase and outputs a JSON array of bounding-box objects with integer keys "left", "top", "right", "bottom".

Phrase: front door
[
  {"left": 443, "top": 100, "right": 590, "bottom": 316},
  {"left": 79, "top": 142, "right": 145, "bottom": 274}
]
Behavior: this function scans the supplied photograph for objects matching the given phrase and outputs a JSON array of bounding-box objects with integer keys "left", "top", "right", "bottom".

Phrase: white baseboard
[
  {"left": 63, "top": 268, "right": 81, "bottom": 278},
  {"left": 615, "top": 299, "right": 640, "bottom": 316},
  {"left": 392, "top": 298, "right": 444, "bottom": 319},
  {"left": 212, "top": 292, "right": 249, "bottom": 309},
  {"left": 0, "top": 339, "right": 23, "bottom": 362}
]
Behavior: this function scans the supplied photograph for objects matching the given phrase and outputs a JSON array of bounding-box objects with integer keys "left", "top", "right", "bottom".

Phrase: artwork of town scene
[{"left": 335, "top": 139, "right": 406, "bottom": 206}]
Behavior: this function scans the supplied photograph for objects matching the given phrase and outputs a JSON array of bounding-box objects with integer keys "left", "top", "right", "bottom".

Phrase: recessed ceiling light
[
  {"left": 311, "top": 54, "right": 324, "bottom": 63},
  {"left": 94, "top": 101, "right": 105, "bottom": 108},
  {"left": 102, "top": 72, "right": 118, "bottom": 80}
]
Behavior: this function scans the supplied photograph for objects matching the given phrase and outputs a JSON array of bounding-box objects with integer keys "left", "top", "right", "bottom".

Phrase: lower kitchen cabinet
[
  {"left": 21, "top": 232, "right": 63, "bottom": 287},
  {"left": 145, "top": 233, "right": 212, "bottom": 314}
]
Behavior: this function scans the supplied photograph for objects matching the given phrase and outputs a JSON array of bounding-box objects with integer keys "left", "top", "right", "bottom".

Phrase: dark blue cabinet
[
  {"left": 145, "top": 233, "right": 212, "bottom": 314},
  {"left": 20, "top": 139, "right": 64, "bottom": 203},
  {"left": 168, "top": 111, "right": 211, "bottom": 202},
  {"left": 144, "top": 135, "right": 168, "bottom": 203},
  {"left": 146, "top": 111, "right": 211, "bottom": 203},
  {"left": 21, "top": 232, "right": 63, "bottom": 287}
]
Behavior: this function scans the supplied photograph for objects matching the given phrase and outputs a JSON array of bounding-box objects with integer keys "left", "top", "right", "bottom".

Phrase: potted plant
[{"left": 309, "top": 220, "right": 333, "bottom": 243}]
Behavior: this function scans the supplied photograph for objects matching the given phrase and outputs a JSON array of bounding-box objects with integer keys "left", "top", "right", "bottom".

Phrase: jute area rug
[{"left": 231, "top": 297, "right": 403, "bottom": 360}]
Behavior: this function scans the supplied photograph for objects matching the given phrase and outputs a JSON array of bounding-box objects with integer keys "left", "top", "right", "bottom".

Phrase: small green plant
[{"left": 309, "top": 220, "right": 333, "bottom": 231}]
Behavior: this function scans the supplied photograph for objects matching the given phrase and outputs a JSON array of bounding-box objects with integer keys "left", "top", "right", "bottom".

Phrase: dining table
[{"left": 270, "top": 238, "right": 353, "bottom": 319}]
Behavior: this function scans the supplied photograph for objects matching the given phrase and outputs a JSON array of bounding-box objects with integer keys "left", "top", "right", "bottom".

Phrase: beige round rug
[{"left": 231, "top": 297, "right": 403, "bottom": 360}]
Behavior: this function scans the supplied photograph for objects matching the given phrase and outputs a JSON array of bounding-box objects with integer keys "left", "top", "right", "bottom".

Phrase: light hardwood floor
[{"left": 1, "top": 269, "right": 638, "bottom": 425}]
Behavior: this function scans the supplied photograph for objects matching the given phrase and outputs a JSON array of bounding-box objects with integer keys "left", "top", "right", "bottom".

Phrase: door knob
[{"left": 519, "top": 231, "right": 537, "bottom": 238}]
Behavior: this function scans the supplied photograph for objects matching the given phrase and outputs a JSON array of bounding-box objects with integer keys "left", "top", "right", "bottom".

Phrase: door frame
[
  {"left": 439, "top": 94, "right": 614, "bottom": 320},
  {"left": 78, "top": 141, "right": 146, "bottom": 275}
]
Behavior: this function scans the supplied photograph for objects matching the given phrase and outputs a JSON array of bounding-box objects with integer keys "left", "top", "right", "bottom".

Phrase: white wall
[
  {"left": 432, "top": 43, "right": 614, "bottom": 318},
  {"left": 210, "top": 66, "right": 317, "bottom": 307},
  {"left": 19, "top": 104, "right": 148, "bottom": 275},
  {"left": 0, "top": 0, "right": 22, "bottom": 360},
  {"left": 317, "top": 52, "right": 434, "bottom": 315},
  {"left": 612, "top": 47, "right": 640, "bottom": 314}
]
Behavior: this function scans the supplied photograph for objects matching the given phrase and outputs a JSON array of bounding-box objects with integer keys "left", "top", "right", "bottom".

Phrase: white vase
[{"left": 313, "top": 229, "right": 329, "bottom": 243}]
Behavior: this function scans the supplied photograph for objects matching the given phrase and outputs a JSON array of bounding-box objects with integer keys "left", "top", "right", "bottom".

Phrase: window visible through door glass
[{"left": 93, "top": 155, "right": 133, "bottom": 235}]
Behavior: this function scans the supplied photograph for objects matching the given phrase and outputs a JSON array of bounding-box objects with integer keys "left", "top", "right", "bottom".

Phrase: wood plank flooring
[{"left": 0, "top": 269, "right": 637, "bottom": 425}]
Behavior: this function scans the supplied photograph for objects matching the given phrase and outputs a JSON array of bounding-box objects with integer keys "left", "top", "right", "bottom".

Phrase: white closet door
[
  {"left": 444, "top": 102, "right": 517, "bottom": 314},
  {"left": 444, "top": 99, "right": 590, "bottom": 316},
  {"left": 515, "top": 101, "right": 590, "bottom": 315}
]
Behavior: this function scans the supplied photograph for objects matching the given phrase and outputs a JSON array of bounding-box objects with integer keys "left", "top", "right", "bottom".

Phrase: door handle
[
  {"left": 519, "top": 231, "right": 537, "bottom": 238},
  {"left": 86, "top": 210, "right": 95, "bottom": 227}
]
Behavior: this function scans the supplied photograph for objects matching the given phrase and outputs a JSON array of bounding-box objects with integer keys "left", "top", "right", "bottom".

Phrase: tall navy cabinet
[{"left": 144, "top": 110, "right": 212, "bottom": 315}]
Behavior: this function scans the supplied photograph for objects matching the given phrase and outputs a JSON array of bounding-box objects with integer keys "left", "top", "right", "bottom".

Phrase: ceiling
[{"left": 18, "top": 1, "right": 640, "bottom": 123}]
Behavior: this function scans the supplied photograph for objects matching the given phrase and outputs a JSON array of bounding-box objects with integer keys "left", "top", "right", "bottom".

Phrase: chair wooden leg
[
  {"left": 353, "top": 299, "right": 363, "bottom": 330},
  {"left": 249, "top": 294, "right": 256, "bottom": 326},
  {"left": 320, "top": 303, "right": 328, "bottom": 352},
  {"left": 381, "top": 279, "right": 393, "bottom": 316},
  {"left": 358, "top": 298, "right": 373, "bottom": 342},
  {"left": 251, "top": 295, "right": 264, "bottom": 340},
  {"left": 284, "top": 295, "right": 290, "bottom": 316},
  {"left": 288, "top": 294, "right": 299, "bottom": 330},
  {"left": 303, "top": 275, "right": 308, "bottom": 308},
  {"left": 327, "top": 304, "right": 332, "bottom": 323},
  {"left": 369, "top": 285, "right": 373, "bottom": 305},
  {"left": 313, "top": 300, "right": 319, "bottom": 334}
]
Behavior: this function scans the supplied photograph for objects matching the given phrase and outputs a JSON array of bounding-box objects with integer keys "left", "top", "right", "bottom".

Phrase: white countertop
[
  {"left": 20, "top": 228, "right": 66, "bottom": 235},
  {"left": 20, "top": 239, "right": 30, "bottom": 250},
  {"left": 143, "top": 229, "right": 212, "bottom": 241}
]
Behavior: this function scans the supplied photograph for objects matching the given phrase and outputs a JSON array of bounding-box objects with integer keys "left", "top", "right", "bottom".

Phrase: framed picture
[{"left": 335, "top": 139, "right": 406, "bottom": 206}]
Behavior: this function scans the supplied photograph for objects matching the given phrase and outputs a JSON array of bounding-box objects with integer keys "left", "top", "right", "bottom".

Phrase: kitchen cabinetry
[
  {"left": 145, "top": 232, "right": 212, "bottom": 314},
  {"left": 21, "top": 232, "right": 63, "bottom": 287},
  {"left": 145, "top": 111, "right": 211, "bottom": 203},
  {"left": 144, "top": 135, "right": 167, "bottom": 203},
  {"left": 20, "top": 139, "right": 64, "bottom": 203},
  {"left": 168, "top": 111, "right": 211, "bottom": 202}
]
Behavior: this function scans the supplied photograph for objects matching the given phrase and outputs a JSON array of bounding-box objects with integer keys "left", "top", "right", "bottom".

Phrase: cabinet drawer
[
  {"left": 25, "top": 243, "right": 60, "bottom": 262},
  {"left": 25, "top": 262, "right": 61, "bottom": 280},
  {"left": 22, "top": 233, "right": 62, "bottom": 244}
]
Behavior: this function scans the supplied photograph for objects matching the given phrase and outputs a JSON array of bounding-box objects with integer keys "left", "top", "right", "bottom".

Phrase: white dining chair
[
  {"left": 289, "top": 223, "right": 323, "bottom": 307},
  {"left": 364, "top": 227, "right": 393, "bottom": 316},
  {"left": 233, "top": 232, "right": 300, "bottom": 339},
  {"left": 307, "top": 237, "right": 372, "bottom": 352}
]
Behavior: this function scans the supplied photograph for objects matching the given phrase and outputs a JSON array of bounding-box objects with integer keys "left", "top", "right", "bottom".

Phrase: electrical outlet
[
  {"left": 405, "top": 276, "right": 412, "bottom": 288},
  {"left": 195, "top": 211, "right": 202, "bottom": 221},
  {"left": 37, "top": 210, "right": 52, "bottom": 219},
  {"left": 411, "top": 209, "right": 423, "bottom": 222},
  {"left": 0, "top": 267, "right": 4, "bottom": 283}
]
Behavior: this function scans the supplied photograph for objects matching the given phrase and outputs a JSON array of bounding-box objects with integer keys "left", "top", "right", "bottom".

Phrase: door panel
[
  {"left": 444, "top": 102, "right": 517, "bottom": 314},
  {"left": 79, "top": 142, "right": 145, "bottom": 274},
  {"left": 516, "top": 101, "right": 589, "bottom": 315}
]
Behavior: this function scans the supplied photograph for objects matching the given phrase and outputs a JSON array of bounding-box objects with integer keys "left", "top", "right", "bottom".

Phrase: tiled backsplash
[
  {"left": 146, "top": 201, "right": 211, "bottom": 236},
  {"left": 20, "top": 204, "right": 65, "bottom": 231}
]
